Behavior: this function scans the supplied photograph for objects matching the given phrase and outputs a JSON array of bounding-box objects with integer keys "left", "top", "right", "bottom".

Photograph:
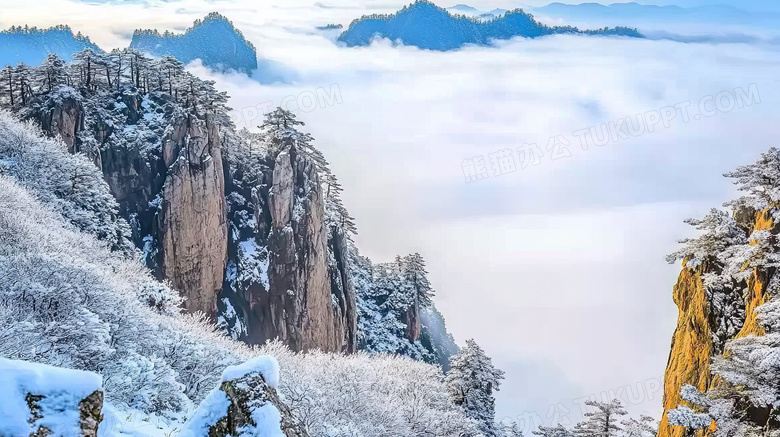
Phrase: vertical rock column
[
  {"left": 266, "top": 145, "right": 341, "bottom": 352},
  {"left": 159, "top": 114, "right": 228, "bottom": 316},
  {"left": 41, "top": 95, "right": 84, "bottom": 153}
]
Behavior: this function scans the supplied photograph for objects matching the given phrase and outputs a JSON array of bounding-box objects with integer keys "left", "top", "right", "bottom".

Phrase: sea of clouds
[{"left": 3, "top": 0, "right": 780, "bottom": 428}]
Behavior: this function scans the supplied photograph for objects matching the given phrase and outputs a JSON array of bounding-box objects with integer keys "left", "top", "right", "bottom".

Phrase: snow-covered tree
[
  {"left": 14, "top": 63, "right": 31, "bottom": 106},
  {"left": 573, "top": 399, "right": 627, "bottom": 437},
  {"left": 665, "top": 208, "right": 747, "bottom": 268},
  {"left": 446, "top": 338, "right": 505, "bottom": 436},
  {"left": 620, "top": 415, "right": 656, "bottom": 437},
  {"left": 723, "top": 147, "right": 780, "bottom": 211},
  {"left": 666, "top": 385, "right": 731, "bottom": 436},
  {"left": 533, "top": 424, "right": 576, "bottom": 437},
  {"left": 159, "top": 55, "right": 184, "bottom": 95},
  {"left": 499, "top": 421, "right": 526, "bottom": 437},
  {"left": 37, "top": 53, "right": 68, "bottom": 92},
  {"left": 1, "top": 65, "right": 15, "bottom": 106},
  {"left": 259, "top": 341, "right": 479, "bottom": 436},
  {"left": 72, "top": 48, "right": 98, "bottom": 90},
  {"left": 402, "top": 252, "right": 435, "bottom": 307},
  {"left": 0, "top": 112, "right": 134, "bottom": 254}
]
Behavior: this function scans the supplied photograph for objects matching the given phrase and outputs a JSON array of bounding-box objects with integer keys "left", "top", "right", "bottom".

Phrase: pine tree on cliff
[
  {"left": 14, "top": 63, "right": 31, "bottom": 106},
  {"left": 661, "top": 148, "right": 780, "bottom": 437},
  {"left": 72, "top": 48, "right": 98, "bottom": 91},
  {"left": 259, "top": 108, "right": 355, "bottom": 237},
  {"left": 572, "top": 399, "right": 626, "bottom": 437},
  {"left": 259, "top": 107, "right": 307, "bottom": 154},
  {"left": 73, "top": 48, "right": 119, "bottom": 91},
  {"left": 446, "top": 338, "right": 505, "bottom": 436},
  {"left": 0, "top": 66, "right": 14, "bottom": 106},
  {"left": 159, "top": 55, "right": 184, "bottom": 95},
  {"left": 108, "top": 49, "right": 125, "bottom": 90},
  {"left": 126, "top": 49, "right": 152, "bottom": 92},
  {"left": 324, "top": 172, "right": 357, "bottom": 237},
  {"left": 37, "top": 53, "right": 68, "bottom": 92},
  {"left": 666, "top": 385, "right": 726, "bottom": 436},
  {"left": 402, "top": 253, "right": 434, "bottom": 308},
  {"left": 94, "top": 50, "right": 114, "bottom": 89},
  {"left": 723, "top": 146, "right": 780, "bottom": 211}
]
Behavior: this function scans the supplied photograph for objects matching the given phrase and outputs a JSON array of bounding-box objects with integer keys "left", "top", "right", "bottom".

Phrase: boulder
[
  {"left": 181, "top": 356, "right": 307, "bottom": 437},
  {"left": 0, "top": 358, "right": 103, "bottom": 437}
]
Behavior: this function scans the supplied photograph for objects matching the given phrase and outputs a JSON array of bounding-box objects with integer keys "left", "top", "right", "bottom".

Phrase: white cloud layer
[{"left": 4, "top": 0, "right": 780, "bottom": 428}]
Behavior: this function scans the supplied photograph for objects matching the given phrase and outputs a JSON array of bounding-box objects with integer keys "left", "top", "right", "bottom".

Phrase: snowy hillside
[{"left": 0, "top": 111, "right": 485, "bottom": 435}]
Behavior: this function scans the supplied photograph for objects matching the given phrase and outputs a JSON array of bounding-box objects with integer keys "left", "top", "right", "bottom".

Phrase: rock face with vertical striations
[
  {"left": 263, "top": 145, "right": 343, "bottom": 352},
  {"left": 24, "top": 83, "right": 356, "bottom": 353},
  {"left": 158, "top": 113, "right": 228, "bottom": 316},
  {"left": 660, "top": 203, "right": 779, "bottom": 437},
  {"left": 7, "top": 55, "right": 466, "bottom": 362},
  {"left": 38, "top": 87, "right": 84, "bottom": 153},
  {"left": 404, "top": 299, "right": 422, "bottom": 341}
]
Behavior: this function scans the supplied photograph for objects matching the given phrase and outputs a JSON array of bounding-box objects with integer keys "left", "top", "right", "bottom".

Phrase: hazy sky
[{"left": 3, "top": 0, "right": 779, "bottom": 431}]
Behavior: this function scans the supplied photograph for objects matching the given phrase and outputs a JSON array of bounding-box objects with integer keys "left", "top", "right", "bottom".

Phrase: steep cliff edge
[
  {"left": 2, "top": 53, "right": 356, "bottom": 354},
  {"left": 660, "top": 154, "right": 780, "bottom": 437},
  {"left": 659, "top": 261, "right": 716, "bottom": 437},
  {"left": 266, "top": 145, "right": 341, "bottom": 352},
  {"left": 1, "top": 52, "right": 460, "bottom": 365},
  {"left": 219, "top": 114, "right": 357, "bottom": 353},
  {"left": 158, "top": 113, "right": 228, "bottom": 316}
]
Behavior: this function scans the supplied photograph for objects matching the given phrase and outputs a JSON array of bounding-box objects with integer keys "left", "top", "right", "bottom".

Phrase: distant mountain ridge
[
  {"left": 0, "top": 25, "right": 100, "bottom": 67},
  {"left": 130, "top": 12, "right": 258, "bottom": 74},
  {"left": 534, "top": 2, "right": 761, "bottom": 22},
  {"left": 0, "top": 13, "right": 257, "bottom": 75},
  {"left": 339, "top": 0, "right": 643, "bottom": 51},
  {"left": 446, "top": 4, "right": 507, "bottom": 18},
  {"left": 448, "top": 4, "right": 481, "bottom": 14}
]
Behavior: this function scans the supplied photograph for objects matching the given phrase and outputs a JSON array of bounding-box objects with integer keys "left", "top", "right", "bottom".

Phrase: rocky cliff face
[
  {"left": 158, "top": 113, "right": 228, "bottom": 316},
  {"left": 38, "top": 88, "right": 84, "bottom": 153},
  {"left": 404, "top": 298, "right": 422, "bottom": 341},
  {"left": 20, "top": 77, "right": 356, "bottom": 353},
  {"left": 221, "top": 142, "right": 356, "bottom": 353},
  {"left": 266, "top": 146, "right": 338, "bottom": 351},
  {"left": 659, "top": 208, "right": 777, "bottom": 437}
]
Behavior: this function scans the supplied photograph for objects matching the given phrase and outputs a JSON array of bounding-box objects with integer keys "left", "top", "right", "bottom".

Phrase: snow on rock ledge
[
  {"left": 181, "top": 356, "right": 305, "bottom": 437},
  {"left": 221, "top": 356, "right": 280, "bottom": 389},
  {"left": 0, "top": 358, "right": 104, "bottom": 437}
]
